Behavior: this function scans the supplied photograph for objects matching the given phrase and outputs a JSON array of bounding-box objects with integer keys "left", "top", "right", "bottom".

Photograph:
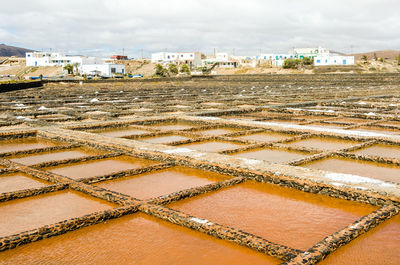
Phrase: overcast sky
[{"left": 1, "top": 0, "right": 399, "bottom": 58}]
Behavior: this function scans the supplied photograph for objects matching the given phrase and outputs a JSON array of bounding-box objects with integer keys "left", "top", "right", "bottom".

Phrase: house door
[
  {"left": 343, "top": 59, "right": 347, "bottom": 65},
  {"left": 35, "top": 61, "right": 37, "bottom": 66}
]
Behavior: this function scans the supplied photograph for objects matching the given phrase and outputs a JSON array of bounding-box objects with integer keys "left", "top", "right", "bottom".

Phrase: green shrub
[
  {"left": 180, "top": 64, "right": 191, "bottom": 75},
  {"left": 282, "top": 59, "right": 301, "bottom": 69},
  {"left": 302, "top": 57, "right": 314, "bottom": 66},
  {"left": 154, "top": 64, "right": 169, "bottom": 77},
  {"left": 168, "top": 64, "right": 178, "bottom": 75},
  {"left": 282, "top": 58, "right": 313, "bottom": 69},
  {"left": 369, "top": 67, "right": 376, "bottom": 71}
]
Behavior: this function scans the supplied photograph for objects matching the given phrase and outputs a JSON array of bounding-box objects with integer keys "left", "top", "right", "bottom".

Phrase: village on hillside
[{"left": 1, "top": 45, "right": 399, "bottom": 81}]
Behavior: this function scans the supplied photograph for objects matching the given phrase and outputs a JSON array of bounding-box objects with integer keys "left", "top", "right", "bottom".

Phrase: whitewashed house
[
  {"left": 231, "top": 56, "right": 258, "bottom": 68},
  {"left": 79, "top": 64, "right": 125, "bottom": 77},
  {"left": 292, "top": 47, "right": 330, "bottom": 58},
  {"left": 260, "top": 53, "right": 297, "bottom": 66},
  {"left": 314, "top": 55, "right": 355, "bottom": 66},
  {"left": 151, "top": 52, "right": 202, "bottom": 67},
  {"left": 259, "top": 47, "right": 353, "bottom": 67},
  {"left": 26, "top": 52, "right": 85, "bottom": 67},
  {"left": 202, "top": 53, "right": 238, "bottom": 68}
]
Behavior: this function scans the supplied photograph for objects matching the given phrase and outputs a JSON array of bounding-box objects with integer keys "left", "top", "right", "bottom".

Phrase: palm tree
[
  {"left": 63, "top": 64, "right": 73, "bottom": 74},
  {"left": 73, "top": 63, "right": 80, "bottom": 75},
  {"left": 361, "top": 55, "right": 368, "bottom": 63}
]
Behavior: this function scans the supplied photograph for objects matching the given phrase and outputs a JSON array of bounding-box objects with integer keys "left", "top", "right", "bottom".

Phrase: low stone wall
[
  {"left": 0, "top": 184, "right": 67, "bottom": 202},
  {"left": 0, "top": 205, "right": 138, "bottom": 252},
  {"left": 139, "top": 202, "right": 302, "bottom": 261},
  {"left": 283, "top": 205, "right": 400, "bottom": 265},
  {"left": 0, "top": 131, "right": 36, "bottom": 140},
  {"left": 147, "top": 176, "right": 245, "bottom": 205},
  {"left": 79, "top": 163, "right": 173, "bottom": 184},
  {"left": 0, "top": 144, "right": 79, "bottom": 158}
]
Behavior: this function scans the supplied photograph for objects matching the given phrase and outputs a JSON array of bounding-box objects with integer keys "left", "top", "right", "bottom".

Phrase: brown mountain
[
  {"left": 350, "top": 50, "right": 400, "bottom": 60},
  {"left": 0, "top": 44, "right": 34, "bottom": 57}
]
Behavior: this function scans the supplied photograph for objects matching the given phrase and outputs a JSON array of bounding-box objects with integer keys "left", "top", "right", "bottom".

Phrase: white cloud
[{"left": 1, "top": 0, "right": 400, "bottom": 57}]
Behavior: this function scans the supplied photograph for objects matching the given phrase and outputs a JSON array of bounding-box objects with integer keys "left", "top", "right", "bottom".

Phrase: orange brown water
[
  {"left": 349, "top": 127, "right": 400, "bottom": 136},
  {"left": 199, "top": 128, "right": 242, "bottom": 136},
  {"left": 0, "top": 213, "right": 277, "bottom": 265},
  {"left": 89, "top": 127, "right": 150, "bottom": 137},
  {"left": 220, "top": 115, "right": 258, "bottom": 120},
  {"left": 303, "top": 157, "right": 400, "bottom": 183},
  {"left": 377, "top": 121, "right": 400, "bottom": 127},
  {"left": 264, "top": 119, "right": 302, "bottom": 124},
  {"left": 308, "top": 123, "right": 348, "bottom": 129},
  {"left": 283, "top": 137, "right": 359, "bottom": 151},
  {"left": 9, "top": 147, "right": 106, "bottom": 165},
  {"left": 351, "top": 144, "right": 400, "bottom": 160},
  {"left": 0, "top": 137, "right": 59, "bottom": 154},
  {"left": 232, "top": 148, "right": 308, "bottom": 163},
  {"left": 169, "top": 181, "right": 376, "bottom": 250},
  {"left": 320, "top": 214, "right": 400, "bottom": 265},
  {"left": 45, "top": 156, "right": 156, "bottom": 179},
  {"left": 234, "top": 132, "right": 292, "bottom": 142},
  {"left": 0, "top": 173, "right": 50, "bottom": 194},
  {"left": 333, "top": 118, "right": 368, "bottom": 124},
  {"left": 292, "top": 115, "right": 328, "bottom": 120},
  {"left": 179, "top": 141, "right": 245, "bottom": 152},
  {"left": 95, "top": 166, "right": 230, "bottom": 200},
  {"left": 0, "top": 190, "right": 114, "bottom": 237},
  {"left": 139, "top": 135, "right": 189, "bottom": 144},
  {"left": 150, "top": 122, "right": 195, "bottom": 131}
]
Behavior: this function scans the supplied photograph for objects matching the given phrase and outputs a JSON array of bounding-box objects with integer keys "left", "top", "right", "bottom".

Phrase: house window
[
  {"left": 111, "top": 67, "right": 116, "bottom": 73},
  {"left": 28, "top": 54, "right": 31, "bottom": 57},
  {"left": 316, "top": 59, "right": 321, "bottom": 63},
  {"left": 167, "top": 56, "right": 170, "bottom": 59},
  {"left": 325, "top": 59, "right": 328, "bottom": 63},
  {"left": 181, "top": 55, "right": 183, "bottom": 57},
  {"left": 190, "top": 54, "right": 193, "bottom": 57}
]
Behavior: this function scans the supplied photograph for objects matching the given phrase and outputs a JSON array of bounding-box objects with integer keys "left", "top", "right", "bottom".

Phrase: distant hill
[
  {"left": 0, "top": 44, "right": 34, "bottom": 57},
  {"left": 329, "top": 50, "right": 347, "bottom": 56},
  {"left": 350, "top": 50, "right": 400, "bottom": 60}
]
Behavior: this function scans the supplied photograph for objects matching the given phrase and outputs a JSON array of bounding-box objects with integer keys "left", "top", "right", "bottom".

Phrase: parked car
[{"left": 128, "top": 74, "right": 143, "bottom": 78}]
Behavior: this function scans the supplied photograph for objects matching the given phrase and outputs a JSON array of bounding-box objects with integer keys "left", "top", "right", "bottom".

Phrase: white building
[
  {"left": 202, "top": 53, "right": 238, "bottom": 68},
  {"left": 314, "top": 55, "right": 355, "bottom": 66},
  {"left": 231, "top": 55, "right": 258, "bottom": 68},
  {"left": 79, "top": 64, "right": 125, "bottom": 77},
  {"left": 260, "top": 53, "right": 297, "bottom": 66},
  {"left": 151, "top": 52, "right": 202, "bottom": 67},
  {"left": 292, "top": 47, "right": 330, "bottom": 58},
  {"left": 26, "top": 52, "right": 86, "bottom": 67},
  {"left": 259, "top": 47, "right": 353, "bottom": 67}
]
